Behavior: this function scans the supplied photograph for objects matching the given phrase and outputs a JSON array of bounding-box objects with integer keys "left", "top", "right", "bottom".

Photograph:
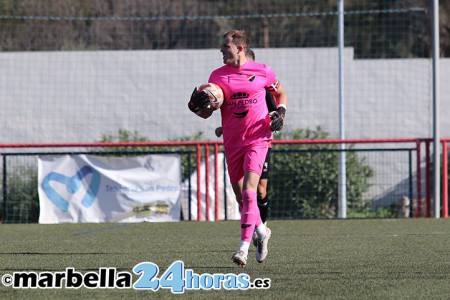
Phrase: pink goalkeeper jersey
[{"left": 208, "top": 60, "right": 277, "bottom": 149}]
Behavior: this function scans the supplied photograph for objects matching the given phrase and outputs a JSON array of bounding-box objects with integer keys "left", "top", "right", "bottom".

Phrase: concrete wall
[{"left": 0, "top": 48, "right": 447, "bottom": 144}]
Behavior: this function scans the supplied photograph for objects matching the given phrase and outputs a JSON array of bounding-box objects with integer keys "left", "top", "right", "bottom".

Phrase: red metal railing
[
  {"left": 0, "top": 138, "right": 445, "bottom": 220},
  {"left": 442, "top": 139, "right": 449, "bottom": 218}
]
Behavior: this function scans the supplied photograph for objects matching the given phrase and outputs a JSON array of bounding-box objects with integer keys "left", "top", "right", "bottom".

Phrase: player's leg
[
  {"left": 228, "top": 143, "right": 269, "bottom": 266},
  {"left": 253, "top": 148, "right": 271, "bottom": 246},
  {"left": 225, "top": 147, "right": 249, "bottom": 267},
  {"left": 241, "top": 143, "right": 271, "bottom": 263},
  {"left": 241, "top": 172, "right": 261, "bottom": 241},
  {"left": 257, "top": 147, "right": 271, "bottom": 224},
  {"left": 230, "top": 181, "right": 248, "bottom": 267},
  {"left": 257, "top": 178, "right": 269, "bottom": 222},
  {"left": 232, "top": 179, "right": 243, "bottom": 211},
  {"left": 253, "top": 177, "right": 268, "bottom": 246},
  {"left": 231, "top": 172, "right": 261, "bottom": 267}
]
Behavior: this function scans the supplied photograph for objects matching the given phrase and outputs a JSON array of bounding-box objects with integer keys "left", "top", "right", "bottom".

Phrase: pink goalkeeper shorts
[{"left": 225, "top": 141, "right": 269, "bottom": 184}]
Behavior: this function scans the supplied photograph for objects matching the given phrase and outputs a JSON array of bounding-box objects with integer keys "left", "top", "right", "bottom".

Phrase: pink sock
[{"left": 240, "top": 190, "right": 262, "bottom": 242}]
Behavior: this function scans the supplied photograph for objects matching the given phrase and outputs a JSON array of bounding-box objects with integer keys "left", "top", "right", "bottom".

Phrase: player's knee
[
  {"left": 257, "top": 180, "right": 268, "bottom": 200},
  {"left": 257, "top": 190, "right": 267, "bottom": 201}
]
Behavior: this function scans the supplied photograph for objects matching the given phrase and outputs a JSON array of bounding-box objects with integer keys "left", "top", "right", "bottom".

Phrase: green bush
[
  {"left": 2, "top": 166, "right": 40, "bottom": 223},
  {"left": 347, "top": 207, "right": 396, "bottom": 219},
  {"left": 269, "top": 126, "right": 374, "bottom": 219}
]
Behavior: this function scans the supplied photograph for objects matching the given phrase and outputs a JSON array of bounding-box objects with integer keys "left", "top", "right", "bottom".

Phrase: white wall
[{"left": 0, "top": 48, "right": 447, "bottom": 144}]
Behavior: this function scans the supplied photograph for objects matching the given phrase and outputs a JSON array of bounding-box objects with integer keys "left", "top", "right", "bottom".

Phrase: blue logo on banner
[{"left": 41, "top": 166, "right": 100, "bottom": 212}]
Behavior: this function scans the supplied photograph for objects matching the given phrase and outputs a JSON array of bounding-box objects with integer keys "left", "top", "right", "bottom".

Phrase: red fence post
[
  {"left": 416, "top": 140, "right": 422, "bottom": 217},
  {"left": 196, "top": 144, "right": 202, "bottom": 221},
  {"left": 205, "top": 145, "right": 210, "bottom": 221},
  {"left": 443, "top": 141, "right": 448, "bottom": 218},
  {"left": 425, "top": 139, "right": 431, "bottom": 217},
  {"left": 214, "top": 143, "right": 219, "bottom": 221}
]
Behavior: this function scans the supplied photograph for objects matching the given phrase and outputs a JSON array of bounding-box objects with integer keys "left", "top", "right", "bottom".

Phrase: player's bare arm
[
  {"left": 274, "top": 84, "right": 288, "bottom": 108},
  {"left": 269, "top": 82, "right": 288, "bottom": 132}
]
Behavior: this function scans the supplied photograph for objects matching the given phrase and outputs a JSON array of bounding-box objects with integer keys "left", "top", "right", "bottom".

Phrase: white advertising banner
[{"left": 38, "top": 154, "right": 181, "bottom": 224}]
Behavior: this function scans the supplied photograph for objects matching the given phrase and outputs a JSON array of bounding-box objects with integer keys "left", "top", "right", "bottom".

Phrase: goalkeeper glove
[
  {"left": 189, "top": 87, "right": 210, "bottom": 110},
  {"left": 269, "top": 106, "right": 286, "bottom": 132}
]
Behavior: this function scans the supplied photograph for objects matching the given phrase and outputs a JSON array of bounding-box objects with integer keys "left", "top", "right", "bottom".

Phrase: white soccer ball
[{"left": 197, "top": 83, "right": 224, "bottom": 111}]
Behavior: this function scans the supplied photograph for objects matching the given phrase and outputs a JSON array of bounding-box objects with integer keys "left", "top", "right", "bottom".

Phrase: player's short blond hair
[{"left": 223, "top": 30, "right": 250, "bottom": 50}]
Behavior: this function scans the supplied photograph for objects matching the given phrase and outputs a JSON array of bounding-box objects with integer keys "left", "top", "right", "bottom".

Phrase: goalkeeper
[
  {"left": 214, "top": 49, "right": 281, "bottom": 246},
  {"left": 188, "top": 30, "right": 288, "bottom": 267}
]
